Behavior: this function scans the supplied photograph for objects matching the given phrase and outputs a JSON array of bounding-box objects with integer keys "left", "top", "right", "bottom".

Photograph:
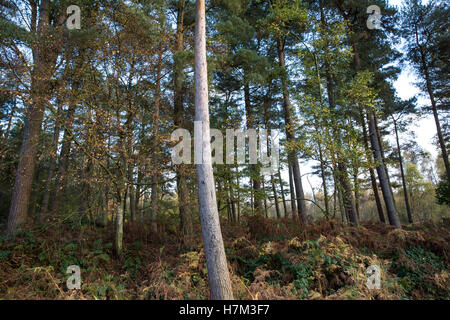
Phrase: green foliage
[
  {"left": 0, "top": 250, "right": 10, "bottom": 261},
  {"left": 391, "top": 246, "right": 449, "bottom": 299},
  {"left": 435, "top": 177, "right": 450, "bottom": 206},
  {"left": 86, "top": 274, "right": 127, "bottom": 299}
]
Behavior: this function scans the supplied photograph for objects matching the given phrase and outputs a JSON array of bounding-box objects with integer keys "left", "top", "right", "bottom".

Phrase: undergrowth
[{"left": 0, "top": 216, "right": 448, "bottom": 300}]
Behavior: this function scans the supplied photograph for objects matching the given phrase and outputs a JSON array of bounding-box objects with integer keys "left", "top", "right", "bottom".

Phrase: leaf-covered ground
[{"left": 0, "top": 216, "right": 448, "bottom": 300}]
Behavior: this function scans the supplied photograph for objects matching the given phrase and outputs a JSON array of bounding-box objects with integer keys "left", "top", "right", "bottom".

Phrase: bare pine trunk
[
  {"left": 40, "top": 104, "right": 62, "bottom": 219},
  {"left": 316, "top": 128, "right": 330, "bottom": 218},
  {"left": 417, "top": 40, "right": 450, "bottom": 182},
  {"left": 244, "top": 81, "right": 262, "bottom": 215},
  {"left": 278, "top": 171, "right": 287, "bottom": 218},
  {"left": 353, "top": 167, "right": 360, "bottom": 221},
  {"left": 174, "top": 0, "right": 193, "bottom": 236},
  {"left": 361, "top": 113, "right": 385, "bottom": 223},
  {"left": 367, "top": 112, "right": 401, "bottom": 228},
  {"left": 114, "top": 198, "right": 124, "bottom": 257},
  {"left": 7, "top": 0, "right": 57, "bottom": 235},
  {"left": 194, "top": 0, "right": 233, "bottom": 299},
  {"left": 277, "top": 38, "right": 307, "bottom": 224},
  {"left": 235, "top": 165, "right": 241, "bottom": 222},
  {"left": 150, "top": 42, "right": 164, "bottom": 232},
  {"left": 374, "top": 117, "right": 397, "bottom": 208},
  {"left": 288, "top": 164, "right": 297, "bottom": 219},
  {"left": 393, "top": 117, "right": 413, "bottom": 224}
]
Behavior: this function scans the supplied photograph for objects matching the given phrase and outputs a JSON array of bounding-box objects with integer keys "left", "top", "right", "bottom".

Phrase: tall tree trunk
[
  {"left": 250, "top": 177, "right": 254, "bottom": 212},
  {"left": 7, "top": 0, "right": 59, "bottom": 235},
  {"left": 40, "top": 104, "right": 62, "bottom": 220},
  {"left": 334, "top": 172, "right": 346, "bottom": 223},
  {"left": 114, "top": 197, "right": 124, "bottom": 257},
  {"left": 338, "top": 6, "right": 398, "bottom": 226},
  {"left": 317, "top": 137, "right": 330, "bottom": 218},
  {"left": 276, "top": 38, "right": 307, "bottom": 224},
  {"left": 174, "top": 0, "right": 193, "bottom": 236},
  {"left": 150, "top": 42, "right": 164, "bottom": 232},
  {"left": 217, "top": 180, "right": 227, "bottom": 219},
  {"left": 129, "top": 183, "right": 136, "bottom": 222},
  {"left": 263, "top": 85, "right": 281, "bottom": 219},
  {"left": 311, "top": 120, "right": 330, "bottom": 219},
  {"left": 319, "top": 5, "right": 357, "bottom": 225},
  {"left": 288, "top": 164, "right": 297, "bottom": 219},
  {"left": 270, "top": 174, "right": 281, "bottom": 219},
  {"left": 367, "top": 111, "right": 401, "bottom": 228},
  {"left": 311, "top": 49, "right": 331, "bottom": 219},
  {"left": 393, "top": 117, "right": 413, "bottom": 224},
  {"left": 374, "top": 116, "right": 397, "bottom": 207},
  {"left": 417, "top": 38, "right": 450, "bottom": 182},
  {"left": 262, "top": 179, "right": 268, "bottom": 217},
  {"left": 331, "top": 153, "right": 346, "bottom": 223},
  {"left": 337, "top": 161, "right": 358, "bottom": 225},
  {"left": 115, "top": 130, "right": 128, "bottom": 256},
  {"left": 278, "top": 170, "right": 287, "bottom": 218},
  {"left": 102, "top": 183, "right": 110, "bottom": 227},
  {"left": 243, "top": 82, "right": 262, "bottom": 215},
  {"left": 360, "top": 112, "right": 385, "bottom": 223},
  {"left": 235, "top": 164, "right": 241, "bottom": 222},
  {"left": 194, "top": 0, "right": 234, "bottom": 299},
  {"left": 227, "top": 171, "right": 237, "bottom": 222},
  {"left": 332, "top": 178, "right": 337, "bottom": 218},
  {"left": 51, "top": 84, "right": 78, "bottom": 214},
  {"left": 353, "top": 167, "right": 360, "bottom": 221}
]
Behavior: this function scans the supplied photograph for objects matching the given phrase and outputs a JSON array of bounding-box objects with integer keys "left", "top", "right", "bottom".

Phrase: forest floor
[{"left": 0, "top": 215, "right": 449, "bottom": 300}]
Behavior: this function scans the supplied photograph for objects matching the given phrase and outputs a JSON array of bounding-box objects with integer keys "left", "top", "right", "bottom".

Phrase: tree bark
[
  {"left": 416, "top": 31, "right": 450, "bottom": 183},
  {"left": 39, "top": 104, "right": 62, "bottom": 220},
  {"left": 353, "top": 166, "right": 360, "bottom": 221},
  {"left": 337, "top": 4, "right": 399, "bottom": 227},
  {"left": 317, "top": 135, "right": 330, "bottom": 218},
  {"left": 244, "top": 82, "right": 262, "bottom": 215},
  {"left": 393, "top": 117, "right": 413, "bottom": 224},
  {"left": 129, "top": 183, "right": 136, "bottom": 222},
  {"left": 337, "top": 161, "right": 358, "bottom": 225},
  {"left": 150, "top": 42, "right": 164, "bottom": 232},
  {"left": 263, "top": 91, "right": 281, "bottom": 219},
  {"left": 7, "top": 0, "right": 59, "bottom": 235},
  {"left": 174, "top": 0, "right": 193, "bottom": 236},
  {"left": 361, "top": 112, "right": 385, "bottom": 223},
  {"left": 288, "top": 164, "right": 297, "bottom": 219},
  {"left": 262, "top": 179, "right": 268, "bottom": 217},
  {"left": 194, "top": 0, "right": 234, "bottom": 300},
  {"left": 278, "top": 170, "right": 288, "bottom": 218},
  {"left": 114, "top": 198, "right": 124, "bottom": 257},
  {"left": 276, "top": 38, "right": 307, "bottom": 224},
  {"left": 235, "top": 164, "right": 241, "bottom": 222},
  {"left": 367, "top": 111, "right": 401, "bottom": 228},
  {"left": 374, "top": 116, "right": 397, "bottom": 207},
  {"left": 227, "top": 171, "right": 237, "bottom": 222}
]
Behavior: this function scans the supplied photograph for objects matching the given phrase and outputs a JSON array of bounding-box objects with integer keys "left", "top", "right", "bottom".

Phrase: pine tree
[{"left": 194, "top": 0, "right": 234, "bottom": 300}]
